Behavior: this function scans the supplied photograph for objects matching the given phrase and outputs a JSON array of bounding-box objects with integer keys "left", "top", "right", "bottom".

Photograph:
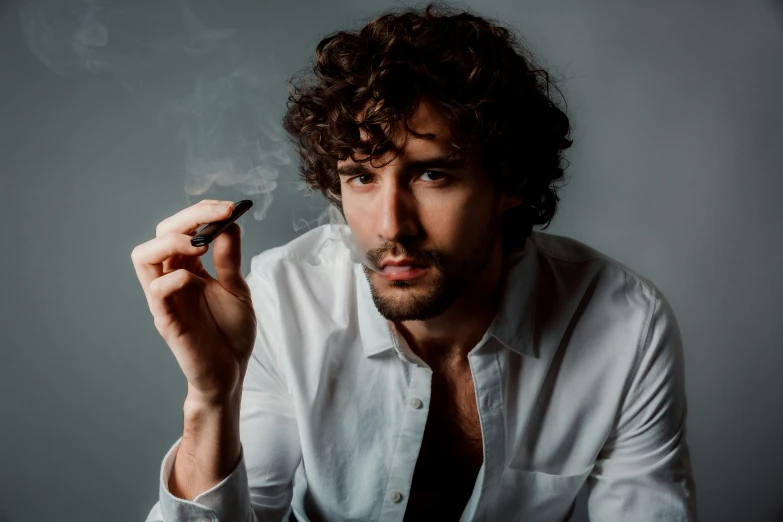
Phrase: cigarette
[{"left": 190, "top": 200, "right": 253, "bottom": 247}]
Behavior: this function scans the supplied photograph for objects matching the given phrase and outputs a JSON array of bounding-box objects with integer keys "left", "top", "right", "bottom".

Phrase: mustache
[{"left": 365, "top": 244, "right": 443, "bottom": 267}]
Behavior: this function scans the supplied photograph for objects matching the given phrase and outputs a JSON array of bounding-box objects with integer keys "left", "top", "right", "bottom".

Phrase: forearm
[{"left": 168, "top": 389, "right": 243, "bottom": 501}]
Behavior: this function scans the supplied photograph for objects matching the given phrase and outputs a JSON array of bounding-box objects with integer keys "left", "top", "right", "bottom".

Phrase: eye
[
  {"left": 348, "top": 174, "right": 374, "bottom": 186},
  {"left": 345, "top": 170, "right": 447, "bottom": 188},
  {"left": 420, "top": 170, "right": 446, "bottom": 182}
]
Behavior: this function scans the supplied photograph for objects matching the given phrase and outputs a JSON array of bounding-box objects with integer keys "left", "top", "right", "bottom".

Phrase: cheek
[
  {"left": 341, "top": 189, "right": 374, "bottom": 222},
  {"left": 419, "top": 189, "right": 496, "bottom": 238},
  {"left": 342, "top": 203, "right": 373, "bottom": 246}
]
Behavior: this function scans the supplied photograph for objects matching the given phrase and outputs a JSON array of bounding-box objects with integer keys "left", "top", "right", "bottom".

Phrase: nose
[{"left": 377, "top": 180, "right": 419, "bottom": 244}]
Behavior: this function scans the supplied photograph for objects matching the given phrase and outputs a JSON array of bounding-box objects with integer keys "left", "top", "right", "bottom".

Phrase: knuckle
[
  {"left": 150, "top": 269, "right": 197, "bottom": 298},
  {"left": 148, "top": 278, "right": 163, "bottom": 297},
  {"left": 172, "top": 268, "right": 191, "bottom": 286},
  {"left": 131, "top": 244, "right": 148, "bottom": 264}
]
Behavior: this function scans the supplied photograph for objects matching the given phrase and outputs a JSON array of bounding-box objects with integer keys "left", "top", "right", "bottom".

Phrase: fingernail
[{"left": 217, "top": 203, "right": 232, "bottom": 213}]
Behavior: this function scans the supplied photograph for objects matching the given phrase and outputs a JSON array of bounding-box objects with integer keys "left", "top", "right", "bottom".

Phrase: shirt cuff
[{"left": 158, "top": 437, "right": 253, "bottom": 522}]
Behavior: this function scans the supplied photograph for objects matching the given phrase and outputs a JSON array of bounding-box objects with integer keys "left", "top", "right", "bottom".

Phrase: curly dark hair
[{"left": 282, "top": 2, "right": 572, "bottom": 251}]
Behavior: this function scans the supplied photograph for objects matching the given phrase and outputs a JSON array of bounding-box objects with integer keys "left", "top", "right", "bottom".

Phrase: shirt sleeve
[
  {"left": 586, "top": 290, "right": 699, "bottom": 521},
  {"left": 145, "top": 263, "right": 303, "bottom": 522}
]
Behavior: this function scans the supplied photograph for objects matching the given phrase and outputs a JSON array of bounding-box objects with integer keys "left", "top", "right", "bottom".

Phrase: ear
[{"left": 500, "top": 192, "right": 523, "bottom": 212}]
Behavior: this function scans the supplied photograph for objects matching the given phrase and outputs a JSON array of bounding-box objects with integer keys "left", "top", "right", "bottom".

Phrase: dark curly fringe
[{"left": 282, "top": 2, "right": 573, "bottom": 251}]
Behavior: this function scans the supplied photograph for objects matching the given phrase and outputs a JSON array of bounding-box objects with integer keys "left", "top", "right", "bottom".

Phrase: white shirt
[{"left": 145, "top": 224, "right": 697, "bottom": 522}]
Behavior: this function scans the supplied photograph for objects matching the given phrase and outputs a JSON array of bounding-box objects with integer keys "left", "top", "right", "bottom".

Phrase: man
[{"left": 141, "top": 4, "right": 697, "bottom": 521}]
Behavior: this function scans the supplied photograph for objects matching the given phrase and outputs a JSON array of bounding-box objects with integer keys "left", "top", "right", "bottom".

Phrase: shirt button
[
  {"left": 388, "top": 490, "right": 403, "bottom": 503},
  {"left": 409, "top": 397, "right": 423, "bottom": 409}
]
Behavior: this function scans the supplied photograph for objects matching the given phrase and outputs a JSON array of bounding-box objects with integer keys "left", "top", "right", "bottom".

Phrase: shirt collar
[{"left": 355, "top": 234, "right": 540, "bottom": 359}]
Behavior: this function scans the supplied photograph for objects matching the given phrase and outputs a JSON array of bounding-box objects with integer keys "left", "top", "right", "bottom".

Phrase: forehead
[{"left": 341, "top": 99, "right": 456, "bottom": 165}]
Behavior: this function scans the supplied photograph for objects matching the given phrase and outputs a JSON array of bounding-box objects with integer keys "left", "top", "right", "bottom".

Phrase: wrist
[
  {"left": 176, "top": 390, "right": 242, "bottom": 495},
  {"left": 184, "top": 381, "right": 243, "bottom": 413}
]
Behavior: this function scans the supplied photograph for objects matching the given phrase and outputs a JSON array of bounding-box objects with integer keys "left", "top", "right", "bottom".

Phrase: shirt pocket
[{"left": 486, "top": 466, "right": 592, "bottom": 520}]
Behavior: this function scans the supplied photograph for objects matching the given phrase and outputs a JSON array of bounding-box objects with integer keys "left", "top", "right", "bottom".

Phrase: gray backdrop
[{"left": 2, "top": 1, "right": 782, "bottom": 521}]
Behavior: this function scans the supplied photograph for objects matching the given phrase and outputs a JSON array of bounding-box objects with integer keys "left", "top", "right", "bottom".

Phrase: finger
[
  {"left": 163, "top": 252, "right": 214, "bottom": 279},
  {"left": 156, "top": 199, "right": 235, "bottom": 238},
  {"left": 181, "top": 252, "right": 212, "bottom": 281},
  {"left": 162, "top": 253, "right": 184, "bottom": 276},
  {"left": 131, "top": 232, "right": 210, "bottom": 295},
  {"left": 148, "top": 268, "right": 206, "bottom": 331},
  {"left": 212, "top": 223, "right": 250, "bottom": 299}
]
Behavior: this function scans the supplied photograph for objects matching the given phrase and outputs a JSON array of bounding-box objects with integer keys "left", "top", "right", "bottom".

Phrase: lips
[
  {"left": 380, "top": 265, "right": 418, "bottom": 274},
  {"left": 379, "top": 258, "right": 424, "bottom": 269},
  {"left": 378, "top": 265, "right": 428, "bottom": 281}
]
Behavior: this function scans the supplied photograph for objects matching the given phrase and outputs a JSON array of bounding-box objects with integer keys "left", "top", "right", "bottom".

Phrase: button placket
[
  {"left": 377, "top": 365, "right": 432, "bottom": 522},
  {"left": 464, "top": 346, "right": 507, "bottom": 521}
]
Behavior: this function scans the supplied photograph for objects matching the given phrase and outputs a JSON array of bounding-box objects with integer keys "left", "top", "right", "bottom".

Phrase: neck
[{"left": 394, "top": 238, "right": 505, "bottom": 370}]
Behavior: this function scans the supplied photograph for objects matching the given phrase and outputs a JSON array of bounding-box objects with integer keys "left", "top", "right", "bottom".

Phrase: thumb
[{"left": 212, "top": 223, "right": 249, "bottom": 297}]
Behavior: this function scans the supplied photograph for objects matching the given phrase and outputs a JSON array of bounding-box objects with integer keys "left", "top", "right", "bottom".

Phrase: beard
[{"left": 361, "top": 219, "right": 500, "bottom": 322}]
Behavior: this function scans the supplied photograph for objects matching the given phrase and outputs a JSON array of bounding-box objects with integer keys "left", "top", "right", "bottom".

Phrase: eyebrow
[{"left": 337, "top": 151, "right": 469, "bottom": 177}]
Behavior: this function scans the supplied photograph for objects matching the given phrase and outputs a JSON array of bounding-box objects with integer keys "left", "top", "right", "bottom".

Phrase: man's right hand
[{"left": 131, "top": 199, "right": 258, "bottom": 406}]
